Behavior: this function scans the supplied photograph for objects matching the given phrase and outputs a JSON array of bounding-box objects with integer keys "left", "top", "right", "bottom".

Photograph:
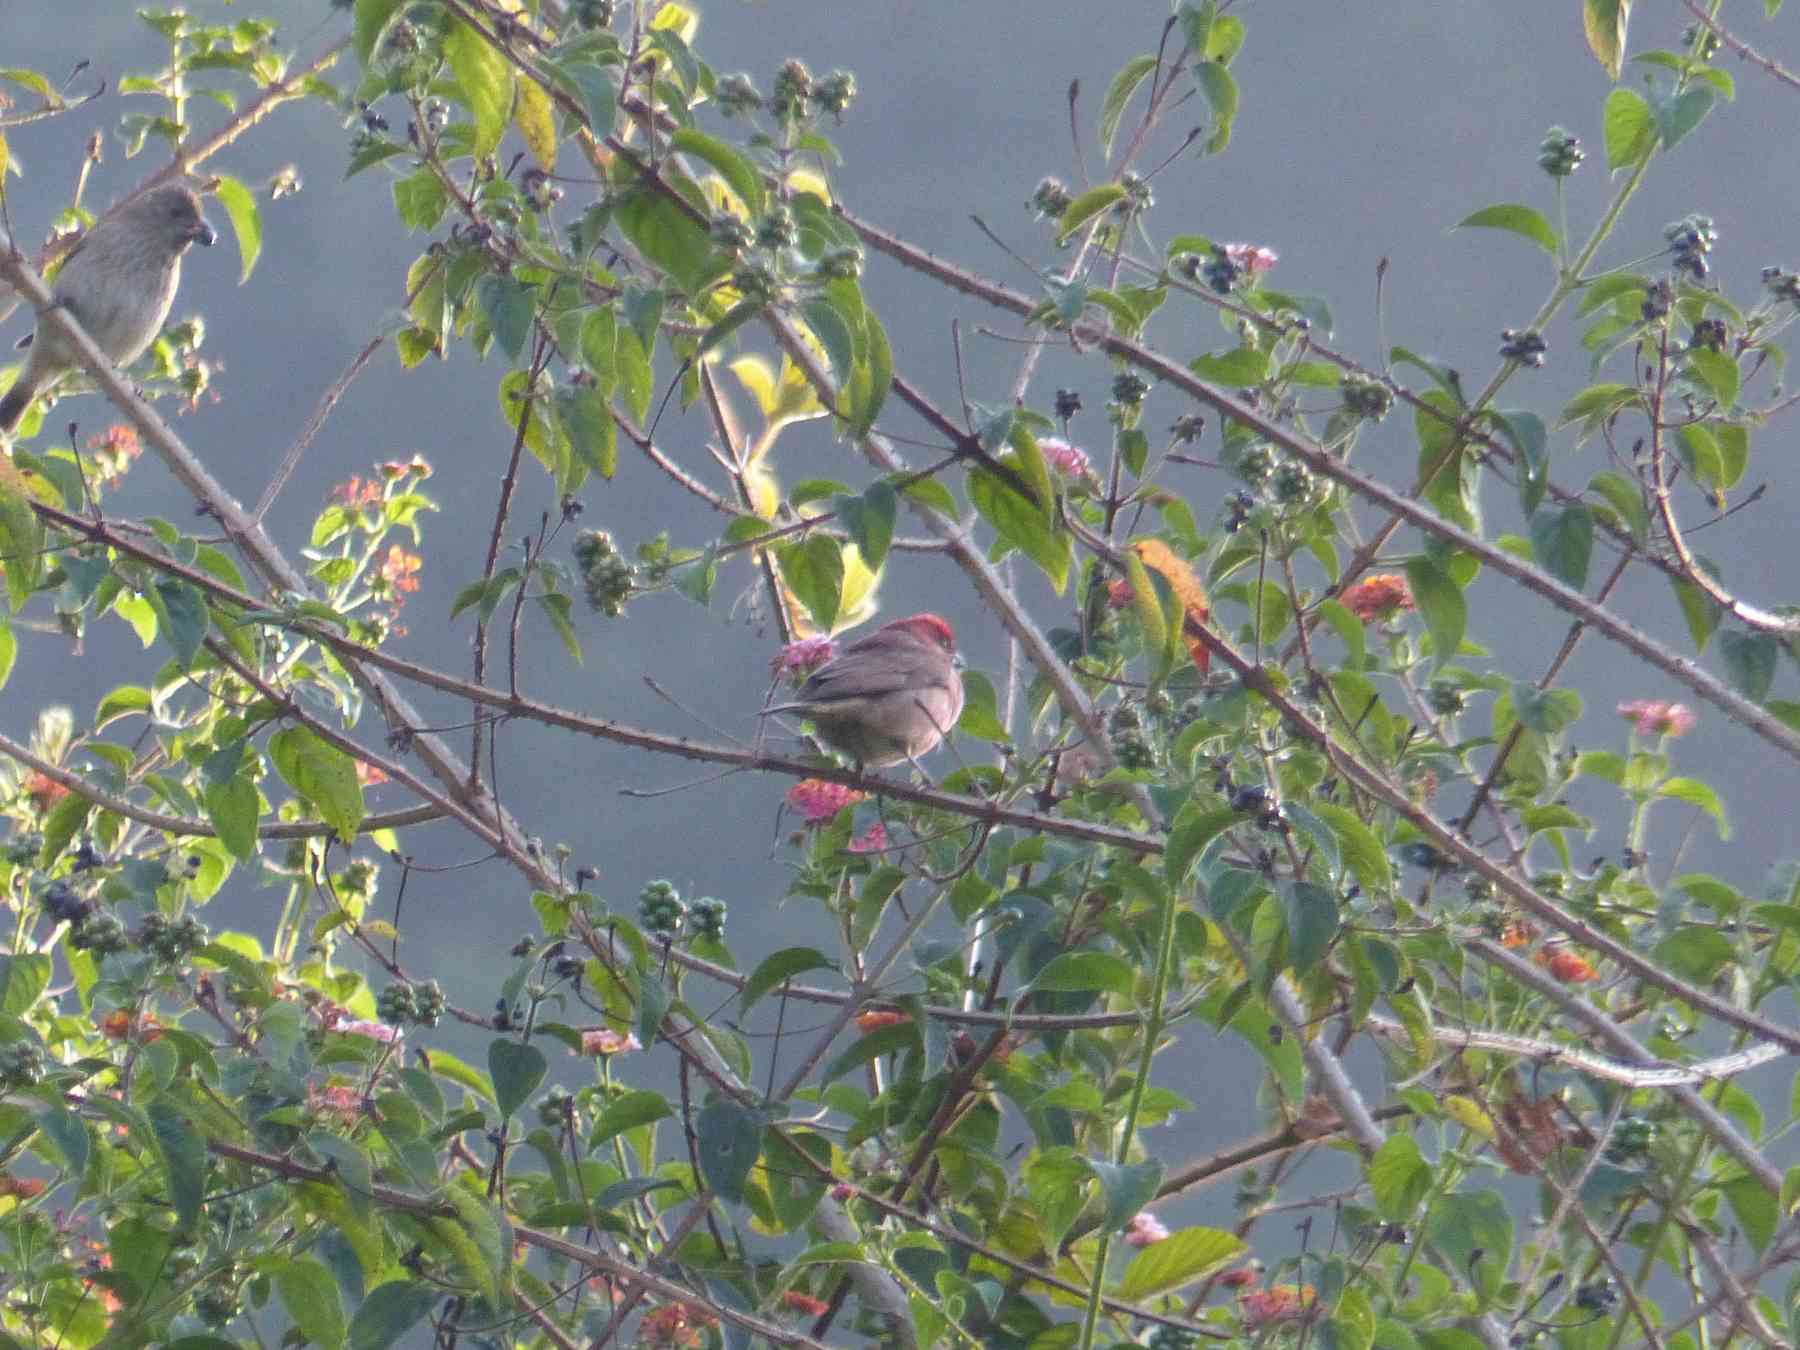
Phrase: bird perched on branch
[
  {"left": 764, "top": 613, "right": 965, "bottom": 770},
  {"left": 0, "top": 183, "right": 215, "bottom": 435}
]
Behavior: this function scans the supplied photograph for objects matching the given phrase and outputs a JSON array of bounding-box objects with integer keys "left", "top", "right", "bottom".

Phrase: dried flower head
[{"left": 1341, "top": 573, "right": 1415, "bottom": 623}]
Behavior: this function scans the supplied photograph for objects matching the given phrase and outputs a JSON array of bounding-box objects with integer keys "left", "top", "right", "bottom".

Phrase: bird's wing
[{"left": 795, "top": 660, "right": 914, "bottom": 704}]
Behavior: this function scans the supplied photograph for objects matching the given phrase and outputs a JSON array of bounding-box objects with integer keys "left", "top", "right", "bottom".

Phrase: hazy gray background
[{"left": 7, "top": 2, "right": 1800, "bottom": 1221}]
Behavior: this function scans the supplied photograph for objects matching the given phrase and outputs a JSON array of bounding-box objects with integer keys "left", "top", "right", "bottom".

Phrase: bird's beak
[{"left": 191, "top": 220, "right": 217, "bottom": 247}]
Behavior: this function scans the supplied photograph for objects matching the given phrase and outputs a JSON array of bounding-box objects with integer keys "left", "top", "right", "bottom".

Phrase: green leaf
[
  {"left": 0, "top": 620, "right": 13, "bottom": 691},
  {"left": 1189, "top": 346, "right": 1268, "bottom": 387},
  {"left": 1719, "top": 630, "right": 1778, "bottom": 701},
  {"left": 1098, "top": 55, "right": 1157, "bottom": 158},
  {"left": 556, "top": 382, "right": 616, "bottom": 480},
  {"left": 1713, "top": 423, "right": 1749, "bottom": 489},
  {"left": 1512, "top": 684, "right": 1582, "bottom": 735},
  {"left": 741, "top": 948, "right": 836, "bottom": 1015},
  {"left": 544, "top": 56, "right": 615, "bottom": 138},
  {"left": 1559, "top": 381, "right": 1638, "bottom": 428},
  {"left": 1025, "top": 951, "right": 1136, "bottom": 998},
  {"left": 1658, "top": 776, "right": 1730, "bottom": 838},
  {"left": 268, "top": 727, "right": 365, "bottom": 844},
  {"left": 837, "top": 482, "right": 896, "bottom": 576},
  {"left": 1193, "top": 64, "right": 1240, "bottom": 156},
  {"left": 1455, "top": 204, "right": 1558, "bottom": 256},
  {"left": 636, "top": 971, "right": 669, "bottom": 1048},
  {"left": 696, "top": 1099, "right": 763, "bottom": 1204},
  {"left": 1114, "top": 1226, "right": 1246, "bottom": 1299},
  {"left": 445, "top": 17, "right": 515, "bottom": 161},
  {"left": 152, "top": 578, "right": 208, "bottom": 668},
  {"left": 1529, "top": 503, "right": 1593, "bottom": 589},
  {"left": 849, "top": 303, "right": 892, "bottom": 439},
  {"left": 477, "top": 274, "right": 535, "bottom": 364},
  {"left": 1583, "top": 0, "right": 1630, "bottom": 80},
  {"left": 147, "top": 1100, "right": 206, "bottom": 1229},
  {"left": 1369, "top": 1134, "right": 1432, "bottom": 1220},
  {"left": 774, "top": 535, "right": 844, "bottom": 632},
  {"left": 670, "top": 128, "right": 765, "bottom": 215},
  {"left": 1658, "top": 86, "right": 1715, "bottom": 149},
  {"left": 1057, "top": 185, "right": 1126, "bottom": 243},
  {"left": 1586, "top": 469, "right": 1649, "bottom": 543},
  {"left": 590, "top": 1090, "right": 672, "bottom": 1147},
  {"left": 392, "top": 169, "right": 448, "bottom": 232},
  {"left": 1024, "top": 1149, "right": 1092, "bottom": 1252},
  {"left": 0, "top": 954, "right": 50, "bottom": 1015},
  {"left": 39, "top": 792, "right": 93, "bottom": 868},
  {"left": 1404, "top": 556, "right": 1465, "bottom": 668},
  {"left": 211, "top": 173, "right": 261, "bottom": 283},
  {"left": 203, "top": 773, "right": 260, "bottom": 861},
  {"left": 968, "top": 468, "right": 1071, "bottom": 592},
  {"left": 488, "top": 1039, "right": 547, "bottom": 1121},
  {"left": 348, "top": 1282, "right": 438, "bottom": 1350},
  {"left": 34, "top": 1103, "right": 89, "bottom": 1177},
  {"left": 1602, "top": 87, "right": 1656, "bottom": 169},
  {"left": 1166, "top": 803, "right": 1236, "bottom": 885},
  {"left": 1687, "top": 347, "right": 1739, "bottom": 407},
  {"left": 277, "top": 1257, "right": 347, "bottom": 1350},
  {"left": 1281, "top": 881, "right": 1340, "bottom": 975},
  {"left": 353, "top": 0, "right": 405, "bottom": 65},
  {"left": 1425, "top": 1189, "right": 1513, "bottom": 1301},
  {"left": 1723, "top": 1171, "right": 1777, "bottom": 1255},
  {"left": 954, "top": 669, "right": 1008, "bottom": 742},
  {"left": 1671, "top": 566, "right": 1724, "bottom": 652},
  {"left": 1309, "top": 802, "right": 1393, "bottom": 892},
  {"left": 1088, "top": 1159, "right": 1163, "bottom": 1235}
]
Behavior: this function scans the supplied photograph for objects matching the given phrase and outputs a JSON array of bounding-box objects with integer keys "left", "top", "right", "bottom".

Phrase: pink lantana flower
[
  {"left": 582, "top": 1028, "right": 643, "bottom": 1056},
  {"left": 848, "top": 822, "right": 889, "bottom": 854},
  {"left": 1039, "top": 437, "right": 1094, "bottom": 481},
  {"left": 334, "top": 1017, "right": 401, "bottom": 1044},
  {"left": 1222, "top": 242, "right": 1279, "bottom": 274},
  {"left": 786, "top": 778, "right": 866, "bottom": 824},
  {"left": 1124, "top": 1211, "right": 1170, "bottom": 1246},
  {"left": 1617, "top": 700, "right": 1695, "bottom": 738},
  {"left": 772, "top": 635, "right": 836, "bottom": 680}
]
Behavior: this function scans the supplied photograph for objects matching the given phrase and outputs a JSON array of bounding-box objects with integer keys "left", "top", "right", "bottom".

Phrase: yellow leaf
[
  {"left": 513, "top": 75, "right": 557, "bottom": 171},
  {"left": 0, "top": 453, "right": 62, "bottom": 507},
  {"left": 836, "top": 543, "right": 881, "bottom": 630},
  {"left": 728, "top": 355, "right": 778, "bottom": 417},
  {"left": 785, "top": 168, "right": 831, "bottom": 204},
  {"left": 650, "top": 2, "right": 699, "bottom": 41},
  {"left": 700, "top": 173, "right": 748, "bottom": 220},
  {"left": 1442, "top": 1094, "right": 1495, "bottom": 1141},
  {"left": 743, "top": 463, "right": 780, "bottom": 520},
  {"left": 1123, "top": 551, "right": 1170, "bottom": 664}
]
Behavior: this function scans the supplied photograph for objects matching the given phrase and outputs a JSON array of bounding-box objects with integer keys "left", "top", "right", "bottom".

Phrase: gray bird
[
  {"left": 0, "top": 183, "right": 215, "bottom": 434},
  {"left": 763, "top": 613, "right": 965, "bottom": 769}
]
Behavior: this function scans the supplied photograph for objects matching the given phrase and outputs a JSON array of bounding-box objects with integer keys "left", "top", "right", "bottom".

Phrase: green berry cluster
[
  {"left": 1604, "top": 1115, "right": 1658, "bottom": 1162},
  {"left": 689, "top": 896, "right": 727, "bottom": 939},
  {"left": 638, "top": 880, "right": 686, "bottom": 936},
  {"left": 378, "top": 980, "right": 444, "bottom": 1027},
  {"left": 139, "top": 912, "right": 209, "bottom": 965},
  {"left": 1536, "top": 126, "right": 1584, "bottom": 178},
  {"left": 574, "top": 530, "right": 636, "bottom": 617},
  {"left": 1031, "top": 178, "right": 1074, "bottom": 220},
  {"left": 70, "top": 911, "right": 129, "bottom": 956},
  {"left": 1341, "top": 373, "right": 1394, "bottom": 422},
  {"left": 1665, "top": 215, "right": 1717, "bottom": 281}
]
